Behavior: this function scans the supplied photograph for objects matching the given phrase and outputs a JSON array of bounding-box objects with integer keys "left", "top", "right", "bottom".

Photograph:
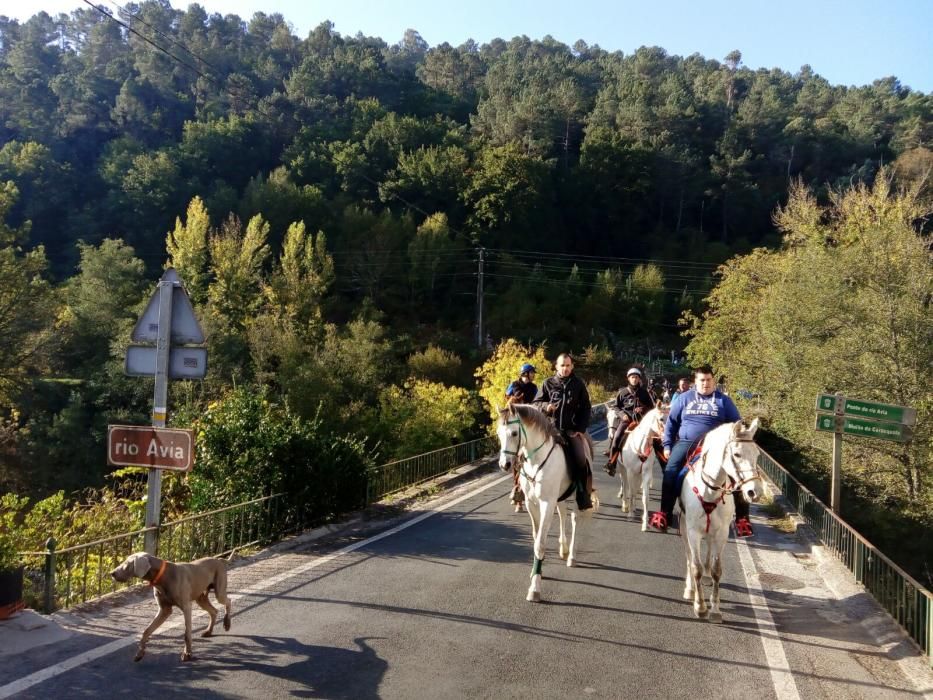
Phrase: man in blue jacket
[{"left": 649, "top": 365, "right": 754, "bottom": 536}]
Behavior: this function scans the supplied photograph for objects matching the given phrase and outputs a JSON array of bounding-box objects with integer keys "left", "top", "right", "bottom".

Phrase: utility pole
[{"left": 476, "top": 247, "right": 485, "bottom": 349}]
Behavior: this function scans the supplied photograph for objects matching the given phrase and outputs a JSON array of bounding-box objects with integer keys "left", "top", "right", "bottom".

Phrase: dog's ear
[{"left": 133, "top": 553, "right": 151, "bottom": 578}]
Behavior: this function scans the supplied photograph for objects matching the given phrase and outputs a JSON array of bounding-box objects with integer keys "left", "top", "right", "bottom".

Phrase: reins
[
  {"left": 501, "top": 416, "right": 558, "bottom": 483},
  {"left": 690, "top": 435, "right": 760, "bottom": 533}
]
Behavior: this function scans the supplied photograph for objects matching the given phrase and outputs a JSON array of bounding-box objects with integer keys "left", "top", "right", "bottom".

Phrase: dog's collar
[{"left": 148, "top": 560, "right": 167, "bottom": 587}]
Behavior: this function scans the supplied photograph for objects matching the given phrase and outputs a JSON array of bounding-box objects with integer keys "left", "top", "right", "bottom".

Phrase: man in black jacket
[
  {"left": 533, "top": 353, "right": 593, "bottom": 510},
  {"left": 605, "top": 367, "right": 656, "bottom": 476}
]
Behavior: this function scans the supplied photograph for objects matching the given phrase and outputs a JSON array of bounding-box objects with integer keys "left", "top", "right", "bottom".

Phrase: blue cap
[{"left": 520, "top": 363, "right": 536, "bottom": 374}]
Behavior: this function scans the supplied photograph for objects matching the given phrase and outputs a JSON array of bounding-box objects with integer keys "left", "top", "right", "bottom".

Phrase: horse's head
[
  {"left": 723, "top": 418, "right": 763, "bottom": 503},
  {"left": 648, "top": 406, "right": 668, "bottom": 437},
  {"left": 496, "top": 404, "right": 522, "bottom": 472}
]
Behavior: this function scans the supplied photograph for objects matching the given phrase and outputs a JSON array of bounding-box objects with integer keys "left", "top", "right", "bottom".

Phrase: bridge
[{"left": 1, "top": 426, "right": 931, "bottom": 698}]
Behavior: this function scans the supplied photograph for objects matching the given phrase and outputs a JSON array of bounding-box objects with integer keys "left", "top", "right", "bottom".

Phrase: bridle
[
  {"left": 696, "top": 436, "right": 761, "bottom": 496},
  {"left": 500, "top": 415, "right": 557, "bottom": 482},
  {"left": 690, "top": 435, "right": 761, "bottom": 533}
]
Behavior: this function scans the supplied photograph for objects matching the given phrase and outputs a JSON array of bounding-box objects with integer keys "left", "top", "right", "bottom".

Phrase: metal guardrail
[
  {"left": 21, "top": 494, "right": 289, "bottom": 612},
  {"left": 22, "top": 437, "right": 498, "bottom": 613},
  {"left": 757, "top": 447, "right": 932, "bottom": 666},
  {"left": 366, "top": 436, "right": 497, "bottom": 503}
]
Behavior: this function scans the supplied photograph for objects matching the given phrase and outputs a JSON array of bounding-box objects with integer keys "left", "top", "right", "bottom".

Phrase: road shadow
[{"left": 35, "top": 635, "right": 388, "bottom": 699}]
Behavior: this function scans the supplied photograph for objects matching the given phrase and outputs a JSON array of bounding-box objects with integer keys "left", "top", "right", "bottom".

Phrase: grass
[{"left": 757, "top": 492, "right": 798, "bottom": 533}]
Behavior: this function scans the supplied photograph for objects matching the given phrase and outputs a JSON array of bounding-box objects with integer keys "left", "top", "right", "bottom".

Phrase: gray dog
[{"left": 110, "top": 552, "right": 232, "bottom": 661}]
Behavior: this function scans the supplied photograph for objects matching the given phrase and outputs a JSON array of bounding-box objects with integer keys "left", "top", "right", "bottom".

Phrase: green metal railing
[
  {"left": 21, "top": 494, "right": 289, "bottom": 612},
  {"left": 22, "top": 437, "right": 497, "bottom": 613},
  {"left": 366, "top": 436, "right": 497, "bottom": 503},
  {"left": 758, "top": 448, "right": 932, "bottom": 666}
]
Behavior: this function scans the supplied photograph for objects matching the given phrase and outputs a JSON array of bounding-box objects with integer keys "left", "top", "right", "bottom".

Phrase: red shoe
[
  {"left": 734, "top": 516, "right": 754, "bottom": 538},
  {"left": 648, "top": 511, "right": 669, "bottom": 532}
]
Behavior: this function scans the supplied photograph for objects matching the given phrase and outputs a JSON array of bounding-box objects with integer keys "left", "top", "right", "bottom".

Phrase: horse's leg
[
  {"left": 708, "top": 551, "right": 724, "bottom": 623},
  {"left": 567, "top": 507, "right": 579, "bottom": 567},
  {"left": 708, "top": 518, "right": 729, "bottom": 623},
  {"left": 527, "top": 500, "right": 554, "bottom": 603},
  {"left": 690, "top": 530, "right": 708, "bottom": 619},
  {"left": 556, "top": 502, "right": 568, "bottom": 560},
  {"left": 682, "top": 513, "right": 695, "bottom": 600},
  {"left": 525, "top": 494, "right": 540, "bottom": 544},
  {"left": 617, "top": 462, "right": 626, "bottom": 502},
  {"left": 640, "top": 466, "right": 652, "bottom": 531}
]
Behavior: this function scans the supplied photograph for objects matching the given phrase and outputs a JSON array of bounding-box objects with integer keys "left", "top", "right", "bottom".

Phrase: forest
[{"left": 0, "top": 3, "right": 930, "bottom": 583}]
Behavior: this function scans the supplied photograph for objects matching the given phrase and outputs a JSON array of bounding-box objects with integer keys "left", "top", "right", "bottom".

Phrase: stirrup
[
  {"left": 734, "top": 517, "right": 754, "bottom": 538},
  {"left": 648, "top": 511, "right": 669, "bottom": 532}
]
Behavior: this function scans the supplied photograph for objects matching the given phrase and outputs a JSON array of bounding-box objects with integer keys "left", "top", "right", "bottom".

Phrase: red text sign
[{"left": 108, "top": 425, "right": 194, "bottom": 471}]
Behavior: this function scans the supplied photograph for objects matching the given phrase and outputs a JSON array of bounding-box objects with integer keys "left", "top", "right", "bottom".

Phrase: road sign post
[
  {"left": 124, "top": 269, "right": 206, "bottom": 555},
  {"left": 814, "top": 392, "right": 917, "bottom": 515},
  {"left": 144, "top": 278, "right": 173, "bottom": 555}
]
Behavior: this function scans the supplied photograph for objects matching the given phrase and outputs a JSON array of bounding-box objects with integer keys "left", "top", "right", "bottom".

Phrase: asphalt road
[{"left": 2, "top": 427, "right": 930, "bottom": 699}]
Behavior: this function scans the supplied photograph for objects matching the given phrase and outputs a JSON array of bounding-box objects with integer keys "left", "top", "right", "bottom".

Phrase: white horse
[
  {"left": 679, "top": 419, "right": 763, "bottom": 622},
  {"left": 497, "top": 404, "right": 595, "bottom": 602},
  {"left": 617, "top": 406, "right": 668, "bottom": 531},
  {"left": 606, "top": 405, "right": 621, "bottom": 450}
]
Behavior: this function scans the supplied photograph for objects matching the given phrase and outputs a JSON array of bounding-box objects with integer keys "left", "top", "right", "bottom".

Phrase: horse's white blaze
[
  {"left": 679, "top": 419, "right": 763, "bottom": 622},
  {"left": 619, "top": 407, "right": 667, "bottom": 531},
  {"left": 497, "top": 404, "right": 593, "bottom": 601}
]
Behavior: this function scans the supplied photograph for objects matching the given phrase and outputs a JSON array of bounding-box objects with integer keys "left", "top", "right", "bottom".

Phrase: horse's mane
[
  {"left": 702, "top": 420, "right": 757, "bottom": 453},
  {"left": 504, "top": 404, "right": 562, "bottom": 440}
]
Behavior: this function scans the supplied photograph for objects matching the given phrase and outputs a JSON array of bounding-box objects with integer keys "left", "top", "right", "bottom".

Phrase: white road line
[
  {"left": 0, "top": 474, "right": 511, "bottom": 699},
  {"left": 736, "top": 537, "right": 802, "bottom": 700}
]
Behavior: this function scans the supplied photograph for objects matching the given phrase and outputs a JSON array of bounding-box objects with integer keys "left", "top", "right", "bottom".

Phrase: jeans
[{"left": 660, "top": 438, "right": 701, "bottom": 516}]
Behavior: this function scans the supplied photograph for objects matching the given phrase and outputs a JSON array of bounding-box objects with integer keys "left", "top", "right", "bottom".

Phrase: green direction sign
[
  {"left": 815, "top": 394, "right": 916, "bottom": 426},
  {"left": 815, "top": 413, "right": 913, "bottom": 443}
]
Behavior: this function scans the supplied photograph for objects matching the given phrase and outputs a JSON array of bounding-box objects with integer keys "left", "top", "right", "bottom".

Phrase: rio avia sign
[{"left": 107, "top": 425, "right": 194, "bottom": 471}]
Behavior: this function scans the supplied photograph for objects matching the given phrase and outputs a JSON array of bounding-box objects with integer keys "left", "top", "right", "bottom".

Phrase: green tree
[
  {"left": 475, "top": 340, "right": 550, "bottom": 421},
  {"left": 166, "top": 196, "right": 211, "bottom": 304},
  {"left": 685, "top": 172, "right": 932, "bottom": 508},
  {"left": 378, "top": 379, "right": 475, "bottom": 458},
  {"left": 0, "top": 182, "right": 55, "bottom": 404}
]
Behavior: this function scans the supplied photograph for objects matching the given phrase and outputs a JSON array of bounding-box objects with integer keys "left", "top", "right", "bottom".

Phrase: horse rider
[
  {"left": 649, "top": 364, "right": 754, "bottom": 536},
  {"left": 505, "top": 363, "right": 537, "bottom": 507},
  {"left": 533, "top": 353, "right": 593, "bottom": 511},
  {"left": 604, "top": 367, "right": 656, "bottom": 476},
  {"left": 670, "top": 377, "right": 690, "bottom": 405}
]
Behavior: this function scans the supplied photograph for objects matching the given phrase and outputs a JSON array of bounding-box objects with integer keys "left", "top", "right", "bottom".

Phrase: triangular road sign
[{"left": 131, "top": 268, "right": 205, "bottom": 344}]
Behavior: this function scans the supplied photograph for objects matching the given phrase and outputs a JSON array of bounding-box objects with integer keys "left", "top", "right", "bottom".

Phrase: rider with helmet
[
  {"left": 506, "top": 363, "right": 538, "bottom": 405},
  {"left": 604, "top": 367, "right": 655, "bottom": 476},
  {"left": 505, "top": 363, "right": 538, "bottom": 508}
]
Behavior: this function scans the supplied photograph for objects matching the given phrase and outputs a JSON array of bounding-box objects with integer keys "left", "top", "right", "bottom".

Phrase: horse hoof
[
  {"left": 567, "top": 557, "right": 575, "bottom": 568},
  {"left": 620, "top": 502, "right": 629, "bottom": 513},
  {"left": 709, "top": 612, "right": 723, "bottom": 624},
  {"left": 695, "top": 609, "right": 708, "bottom": 620},
  {"left": 559, "top": 550, "right": 567, "bottom": 560},
  {"left": 527, "top": 591, "right": 541, "bottom": 603},
  {"left": 641, "top": 524, "right": 648, "bottom": 532},
  {"left": 683, "top": 589, "right": 694, "bottom": 600}
]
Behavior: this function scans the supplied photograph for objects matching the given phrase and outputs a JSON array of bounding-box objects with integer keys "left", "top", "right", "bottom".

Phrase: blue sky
[{"left": 6, "top": 0, "right": 932, "bottom": 92}]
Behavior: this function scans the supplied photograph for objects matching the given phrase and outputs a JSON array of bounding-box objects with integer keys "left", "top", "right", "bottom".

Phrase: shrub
[{"left": 188, "top": 388, "right": 372, "bottom": 522}]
